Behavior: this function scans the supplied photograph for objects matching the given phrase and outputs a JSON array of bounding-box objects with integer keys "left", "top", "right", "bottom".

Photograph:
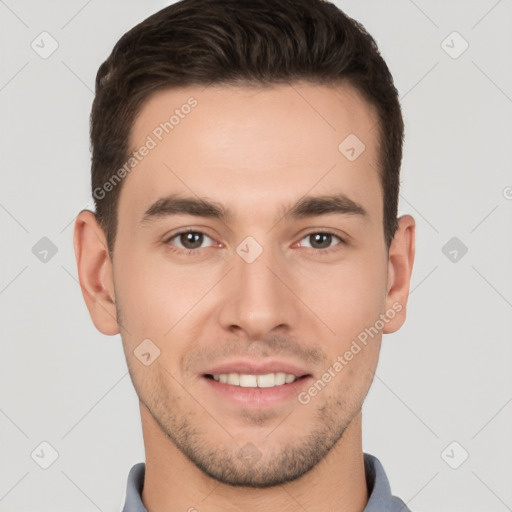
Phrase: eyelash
[{"left": 163, "top": 229, "right": 346, "bottom": 257}]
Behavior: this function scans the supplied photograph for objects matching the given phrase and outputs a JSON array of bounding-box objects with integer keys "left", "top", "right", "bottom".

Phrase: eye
[
  {"left": 164, "top": 229, "right": 216, "bottom": 253},
  {"left": 298, "top": 231, "right": 345, "bottom": 252}
]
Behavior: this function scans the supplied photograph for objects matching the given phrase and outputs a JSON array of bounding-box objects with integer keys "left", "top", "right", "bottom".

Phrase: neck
[{"left": 139, "top": 402, "right": 368, "bottom": 512}]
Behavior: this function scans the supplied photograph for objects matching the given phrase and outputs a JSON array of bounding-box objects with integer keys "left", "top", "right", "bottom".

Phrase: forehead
[{"left": 118, "top": 82, "right": 382, "bottom": 229}]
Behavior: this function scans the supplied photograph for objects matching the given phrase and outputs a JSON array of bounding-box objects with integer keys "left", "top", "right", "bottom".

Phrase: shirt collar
[
  {"left": 363, "top": 453, "right": 411, "bottom": 511},
  {"left": 122, "top": 452, "right": 410, "bottom": 512}
]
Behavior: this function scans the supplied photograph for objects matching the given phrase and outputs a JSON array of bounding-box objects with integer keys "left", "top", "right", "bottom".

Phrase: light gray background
[{"left": 1, "top": 1, "right": 511, "bottom": 511}]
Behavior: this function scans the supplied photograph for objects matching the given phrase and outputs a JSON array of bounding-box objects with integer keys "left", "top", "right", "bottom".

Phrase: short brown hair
[{"left": 90, "top": 0, "right": 403, "bottom": 257}]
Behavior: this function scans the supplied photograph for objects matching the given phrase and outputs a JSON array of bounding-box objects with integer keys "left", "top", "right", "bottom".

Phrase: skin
[{"left": 74, "top": 82, "right": 415, "bottom": 512}]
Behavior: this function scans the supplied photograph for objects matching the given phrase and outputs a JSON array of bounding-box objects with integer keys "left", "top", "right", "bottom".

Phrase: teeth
[
  {"left": 274, "top": 372, "right": 286, "bottom": 385},
  {"left": 227, "top": 373, "right": 240, "bottom": 385},
  {"left": 211, "top": 372, "right": 297, "bottom": 388},
  {"left": 257, "top": 373, "right": 275, "bottom": 388},
  {"left": 239, "top": 374, "right": 258, "bottom": 387}
]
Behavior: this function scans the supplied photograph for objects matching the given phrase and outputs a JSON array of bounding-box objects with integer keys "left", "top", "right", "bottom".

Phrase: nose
[{"left": 217, "top": 239, "right": 300, "bottom": 339}]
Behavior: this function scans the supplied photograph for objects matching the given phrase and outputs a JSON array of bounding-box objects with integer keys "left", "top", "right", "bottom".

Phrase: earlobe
[
  {"left": 383, "top": 214, "right": 416, "bottom": 334},
  {"left": 73, "top": 209, "right": 120, "bottom": 336}
]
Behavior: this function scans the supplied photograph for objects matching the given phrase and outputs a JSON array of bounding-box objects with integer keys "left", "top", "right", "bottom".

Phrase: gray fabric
[
  {"left": 363, "top": 453, "right": 411, "bottom": 511},
  {"left": 122, "top": 452, "right": 411, "bottom": 511}
]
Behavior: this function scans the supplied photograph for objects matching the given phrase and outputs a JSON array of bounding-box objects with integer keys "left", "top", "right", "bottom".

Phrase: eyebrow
[{"left": 139, "top": 192, "right": 368, "bottom": 226}]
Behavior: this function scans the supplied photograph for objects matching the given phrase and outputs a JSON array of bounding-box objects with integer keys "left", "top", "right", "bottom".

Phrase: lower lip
[{"left": 201, "top": 375, "right": 313, "bottom": 408}]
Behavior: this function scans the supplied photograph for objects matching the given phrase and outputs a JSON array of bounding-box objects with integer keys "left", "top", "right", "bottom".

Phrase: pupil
[
  {"left": 182, "top": 232, "right": 202, "bottom": 249},
  {"left": 312, "top": 233, "right": 331, "bottom": 249}
]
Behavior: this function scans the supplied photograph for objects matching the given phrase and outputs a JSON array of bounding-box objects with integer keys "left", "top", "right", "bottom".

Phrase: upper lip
[{"left": 202, "top": 359, "right": 311, "bottom": 378}]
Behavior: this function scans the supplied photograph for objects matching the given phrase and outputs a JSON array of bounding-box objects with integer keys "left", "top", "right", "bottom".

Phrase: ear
[
  {"left": 73, "top": 209, "right": 120, "bottom": 335},
  {"left": 383, "top": 214, "right": 415, "bottom": 334}
]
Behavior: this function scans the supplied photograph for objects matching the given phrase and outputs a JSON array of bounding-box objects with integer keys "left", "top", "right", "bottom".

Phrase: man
[{"left": 73, "top": 0, "right": 415, "bottom": 510}]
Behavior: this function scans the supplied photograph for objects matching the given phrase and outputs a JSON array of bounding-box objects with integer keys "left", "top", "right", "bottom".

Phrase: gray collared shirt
[{"left": 122, "top": 452, "right": 411, "bottom": 511}]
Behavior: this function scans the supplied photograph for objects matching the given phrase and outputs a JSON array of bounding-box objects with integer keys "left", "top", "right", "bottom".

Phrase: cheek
[
  {"left": 114, "top": 252, "right": 212, "bottom": 345},
  {"left": 303, "top": 255, "right": 387, "bottom": 343},
  {"left": 115, "top": 259, "right": 204, "bottom": 395}
]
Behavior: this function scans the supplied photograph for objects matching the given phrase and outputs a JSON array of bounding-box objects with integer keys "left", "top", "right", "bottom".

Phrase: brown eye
[
  {"left": 179, "top": 231, "right": 204, "bottom": 249},
  {"left": 300, "top": 232, "right": 343, "bottom": 250},
  {"left": 165, "top": 230, "right": 215, "bottom": 252}
]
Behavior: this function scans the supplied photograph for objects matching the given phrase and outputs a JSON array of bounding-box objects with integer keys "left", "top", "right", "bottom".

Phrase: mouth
[{"left": 200, "top": 361, "right": 313, "bottom": 408}]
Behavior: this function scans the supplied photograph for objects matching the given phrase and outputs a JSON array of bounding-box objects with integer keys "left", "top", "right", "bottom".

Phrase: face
[{"left": 76, "top": 82, "right": 415, "bottom": 488}]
